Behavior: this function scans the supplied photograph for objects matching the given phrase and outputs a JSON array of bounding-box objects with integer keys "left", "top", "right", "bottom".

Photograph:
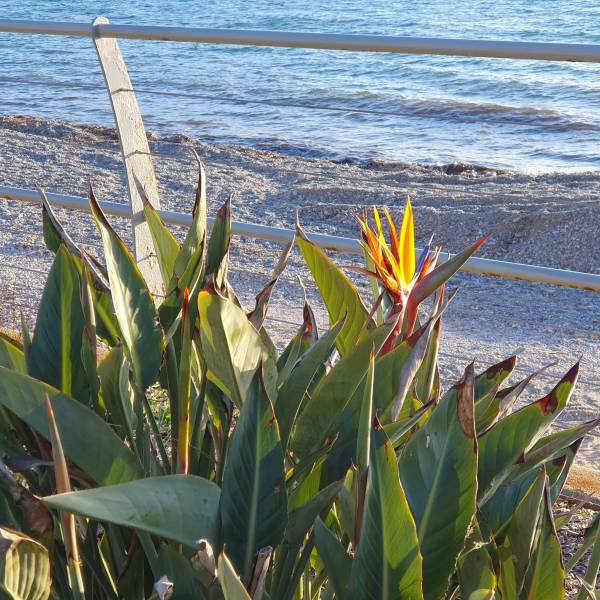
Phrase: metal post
[{"left": 92, "top": 16, "right": 163, "bottom": 297}]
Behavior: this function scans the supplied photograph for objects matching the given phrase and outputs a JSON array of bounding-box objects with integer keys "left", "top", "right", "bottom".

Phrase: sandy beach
[{"left": 0, "top": 114, "right": 598, "bottom": 468}]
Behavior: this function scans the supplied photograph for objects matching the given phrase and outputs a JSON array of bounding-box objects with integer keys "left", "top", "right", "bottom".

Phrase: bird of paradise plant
[{"left": 355, "top": 198, "right": 487, "bottom": 352}]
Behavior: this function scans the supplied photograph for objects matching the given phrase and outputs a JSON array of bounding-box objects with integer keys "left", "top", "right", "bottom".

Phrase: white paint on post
[{"left": 92, "top": 16, "right": 163, "bottom": 298}]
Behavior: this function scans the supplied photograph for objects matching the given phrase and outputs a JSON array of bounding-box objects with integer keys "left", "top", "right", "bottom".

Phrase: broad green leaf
[
  {"left": 474, "top": 356, "right": 516, "bottom": 402},
  {"left": 197, "top": 286, "right": 276, "bottom": 406},
  {"left": 313, "top": 518, "right": 352, "bottom": 600},
  {"left": 284, "top": 481, "right": 342, "bottom": 548},
  {"left": 414, "top": 316, "right": 441, "bottom": 404},
  {"left": 479, "top": 470, "right": 538, "bottom": 537},
  {"left": 477, "top": 363, "right": 578, "bottom": 501},
  {"left": 0, "top": 367, "right": 142, "bottom": 485},
  {"left": 89, "top": 187, "right": 164, "bottom": 391},
  {"left": 523, "top": 419, "right": 600, "bottom": 468},
  {"left": 41, "top": 194, "right": 120, "bottom": 346},
  {"left": 410, "top": 235, "right": 487, "bottom": 306},
  {"left": 382, "top": 401, "right": 433, "bottom": 448},
  {"left": 521, "top": 486, "right": 564, "bottom": 600},
  {"left": 155, "top": 545, "right": 206, "bottom": 600},
  {"left": 296, "top": 223, "right": 373, "bottom": 356},
  {"left": 29, "top": 246, "right": 88, "bottom": 402},
  {"left": 350, "top": 423, "right": 423, "bottom": 600},
  {"left": 174, "top": 156, "right": 207, "bottom": 280},
  {"left": 498, "top": 538, "right": 517, "bottom": 599},
  {"left": 205, "top": 197, "right": 231, "bottom": 283},
  {"left": 159, "top": 241, "right": 205, "bottom": 331},
  {"left": 372, "top": 323, "right": 431, "bottom": 416},
  {"left": 356, "top": 349, "right": 375, "bottom": 478},
  {"left": 0, "top": 337, "right": 24, "bottom": 373},
  {"left": 142, "top": 199, "right": 181, "bottom": 290},
  {"left": 0, "top": 527, "right": 50, "bottom": 600},
  {"left": 44, "top": 475, "right": 220, "bottom": 548},
  {"left": 98, "top": 347, "right": 136, "bottom": 443},
  {"left": 473, "top": 356, "right": 517, "bottom": 433},
  {"left": 399, "top": 364, "right": 477, "bottom": 600},
  {"left": 248, "top": 237, "right": 294, "bottom": 329},
  {"left": 220, "top": 369, "right": 287, "bottom": 578},
  {"left": 457, "top": 526, "right": 497, "bottom": 600},
  {"left": 276, "top": 318, "right": 343, "bottom": 448},
  {"left": 217, "top": 552, "right": 251, "bottom": 600},
  {"left": 504, "top": 469, "right": 546, "bottom": 588},
  {"left": 291, "top": 322, "right": 394, "bottom": 458}
]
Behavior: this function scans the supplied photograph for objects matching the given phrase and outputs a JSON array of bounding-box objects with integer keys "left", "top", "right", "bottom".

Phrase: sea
[{"left": 1, "top": 0, "right": 600, "bottom": 173}]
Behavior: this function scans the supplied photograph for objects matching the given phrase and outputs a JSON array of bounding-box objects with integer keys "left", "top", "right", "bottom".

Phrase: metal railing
[{"left": 1, "top": 17, "right": 600, "bottom": 293}]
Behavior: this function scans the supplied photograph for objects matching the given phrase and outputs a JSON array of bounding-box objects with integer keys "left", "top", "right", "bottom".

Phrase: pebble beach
[{"left": 0, "top": 114, "right": 598, "bottom": 470}]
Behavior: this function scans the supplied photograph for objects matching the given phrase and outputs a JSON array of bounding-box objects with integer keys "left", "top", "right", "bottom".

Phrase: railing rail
[
  {"left": 2, "top": 19, "right": 600, "bottom": 62},
  {"left": 2, "top": 185, "right": 599, "bottom": 292}
]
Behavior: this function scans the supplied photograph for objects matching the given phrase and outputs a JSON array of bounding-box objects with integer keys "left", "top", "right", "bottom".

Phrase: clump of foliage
[{"left": 0, "top": 160, "right": 597, "bottom": 600}]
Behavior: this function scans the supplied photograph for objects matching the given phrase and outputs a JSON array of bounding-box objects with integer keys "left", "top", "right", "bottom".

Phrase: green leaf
[
  {"left": 220, "top": 368, "right": 287, "bottom": 578},
  {"left": 98, "top": 347, "right": 136, "bottom": 444},
  {"left": 296, "top": 222, "right": 373, "bottom": 356},
  {"left": 0, "top": 527, "right": 50, "bottom": 600},
  {"left": 197, "top": 285, "right": 276, "bottom": 407},
  {"left": 414, "top": 317, "right": 441, "bottom": 404},
  {"left": 44, "top": 475, "right": 220, "bottom": 548},
  {"left": 0, "top": 367, "right": 142, "bottom": 485},
  {"left": 521, "top": 485, "right": 565, "bottom": 600},
  {"left": 142, "top": 197, "right": 181, "bottom": 290},
  {"left": 0, "top": 337, "right": 25, "bottom": 373},
  {"left": 356, "top": 349, "right": 375, "bottom": 478},
  {"left": 479, "top": 470, "right": 538, "bottom": 537},
  {"left": 89, "top": 187, "right": 164, "bottom": 391},
  {"left": 29, "top": 246, "right": 88, "bottom": 401},
  {"left": 80, "top": 259, "right": 100, "bottom": 411},
  {"left": 205, "top": 197, "right": 231, "bottom": 283},
  {"left": 284, "top": 481, "right": 343, "bottom": 548},
  {"left": 522, "top": 419, "right": 600, "bottom": 469},
  {"left": 498, "top": 538, "right": 517, "bottom": 599},
  {"left": 410, "top": 235, "right": 487, "bottom": 306},
  {"left": 313, "top": 518, "right": 352, "bottom": 600},
  {"left": 457, "top": 526, "right": 497, "bottom": 600},
  {"left": 155, "top": 545, "right": 205, "bottom": 600},
  {"left": 276, "top": 318, "right": 343, "bottom": 448},
  {"left": 291, "top": 322, "right": 394, "bottom": 458},
  {"left": 218, "top": 552, "right": 251, "bottom": 600},
  {"left": 474, "top": 356, "right": 516, "bottom": 402},
  {"left": 399, "top": 364, "right": 477, "bottom": 600},
  {"left": 371, "top": 323, "right": 431, "bottom": 416},
  {"left": 174, "top": 156, "right": 207, "bottom": 280},
  {"left": 350, "top": 423, "right": 423, "bottom": 600},
  {"left": 504, "top": 469, "right": 547, "bottom": 589},
  {"left": 477, "top": 363, "right": 578, "bottom": 502}
]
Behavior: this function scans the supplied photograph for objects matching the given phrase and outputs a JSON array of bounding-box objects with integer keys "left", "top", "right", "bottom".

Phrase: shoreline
[{"left": 0, "top": 113, "right": 598, "bottom": 470}]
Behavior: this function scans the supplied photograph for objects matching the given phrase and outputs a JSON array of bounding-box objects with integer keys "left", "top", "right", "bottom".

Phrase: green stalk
[
  {"left": 282, "top": 537, "right": 315, "bottom": 600},
  {"left": 177, "top": 288, "right": 193, "bottom": 474},
  {"left": 44, "top": 394, "right": 85, "bottom": 600},
  {"left": 80, "top": 258, "right": 100, "bottom": 412},
  {"left": 164, "top": 339, "right": 179, "bottom": 471}
]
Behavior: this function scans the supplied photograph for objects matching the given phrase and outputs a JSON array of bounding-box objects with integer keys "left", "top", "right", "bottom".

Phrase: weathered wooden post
[{"left": 92, "top": 16, "right": 163, "bottom": 298}]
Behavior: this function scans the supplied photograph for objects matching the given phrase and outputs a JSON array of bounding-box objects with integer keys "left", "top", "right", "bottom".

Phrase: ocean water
[{"left": 1, "top": 1, "right": 600, "bottom": 172}]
